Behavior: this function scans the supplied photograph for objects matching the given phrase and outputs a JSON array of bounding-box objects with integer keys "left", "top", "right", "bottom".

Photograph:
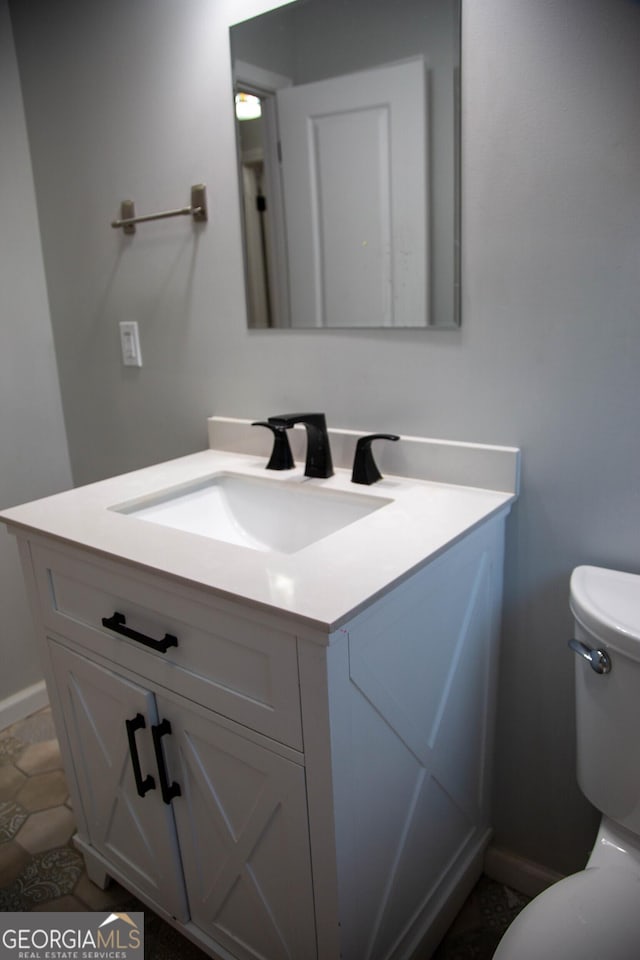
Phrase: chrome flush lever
[{"left": 568, "top": 637, "right": 612, "bottom": 675}]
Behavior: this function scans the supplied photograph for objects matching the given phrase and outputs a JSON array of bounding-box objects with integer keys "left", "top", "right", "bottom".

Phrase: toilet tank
[{"left": 570, "top": 565, "right": 640, "bottom": 836}]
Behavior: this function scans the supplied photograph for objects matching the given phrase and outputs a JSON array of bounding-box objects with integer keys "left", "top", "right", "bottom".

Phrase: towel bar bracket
[{"left": 112, "top": 184, "right": 208, "bottom": 235}]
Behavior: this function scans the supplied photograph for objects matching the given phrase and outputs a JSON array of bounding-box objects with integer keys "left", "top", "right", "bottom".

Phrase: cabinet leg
[
  {"left": 85, "top": 860, "right": 112, "bottom": 890},
  {"left": 78, "top": 845, "right": 112, "bottom": 890}
]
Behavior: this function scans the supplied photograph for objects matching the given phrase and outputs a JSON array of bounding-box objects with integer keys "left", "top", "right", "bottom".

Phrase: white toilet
[{"left": 494, "top": 564, "right": 640, "bottom": 960}]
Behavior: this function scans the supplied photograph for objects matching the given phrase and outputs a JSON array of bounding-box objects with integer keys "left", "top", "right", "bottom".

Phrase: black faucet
[
  {"left": 351, "top": 434, "right": 399, "bottom": 484},
  {"left": 268, "top": 413, "right": 334, "bottom": 478},
  {"left": 251, "top": 421, "right": 295, "bottom": 470}
]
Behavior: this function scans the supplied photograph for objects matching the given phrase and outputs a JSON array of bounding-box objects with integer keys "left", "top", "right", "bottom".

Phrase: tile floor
[{"left": 0, "top": 707, "right": 528, "bottom": 959}]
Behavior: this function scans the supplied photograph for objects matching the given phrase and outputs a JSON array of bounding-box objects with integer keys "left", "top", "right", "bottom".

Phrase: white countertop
[{"left": 0, "top": 437, "right": 517, "bottom": 632}]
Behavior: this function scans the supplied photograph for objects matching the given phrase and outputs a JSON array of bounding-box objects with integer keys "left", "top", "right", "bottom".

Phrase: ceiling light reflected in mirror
[{"left": 235, "top": 92, "right": 263, "bottom": 121}]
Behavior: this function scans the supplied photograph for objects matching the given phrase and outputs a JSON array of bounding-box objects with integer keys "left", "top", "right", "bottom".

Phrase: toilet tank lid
[{"left": 570, "top": 565, "right": 640, "bottom": 660}]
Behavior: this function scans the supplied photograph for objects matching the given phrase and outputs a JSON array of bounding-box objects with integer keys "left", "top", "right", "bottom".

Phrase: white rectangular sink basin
[{"left": 113, "top": 472, "right": 391, "bottom": 554}]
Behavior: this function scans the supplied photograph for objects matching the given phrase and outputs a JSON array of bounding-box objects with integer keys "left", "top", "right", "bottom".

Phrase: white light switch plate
[{"left": 119, "top": 321, "right": 142, "bottom": 367}]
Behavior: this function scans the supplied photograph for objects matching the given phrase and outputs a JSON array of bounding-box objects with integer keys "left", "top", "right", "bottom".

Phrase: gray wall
[
  {"left": 0, "top": 0, "right": 72, "bottom": 707},
  {"left": 9, "top": 0, "right": 640, "bottom": 875}
]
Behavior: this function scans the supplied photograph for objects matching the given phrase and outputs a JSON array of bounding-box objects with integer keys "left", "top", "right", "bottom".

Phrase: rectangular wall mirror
[{"left": 230, "top": 0, "right": 461, "bottom": 329}]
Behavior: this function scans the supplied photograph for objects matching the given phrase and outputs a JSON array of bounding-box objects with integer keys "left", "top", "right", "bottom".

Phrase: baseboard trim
[
  {"left": 484, "top": 844, "right": 564, "bottom": 899},
  {"left": 0, "top": 681, "right": 49, "bottom": 731}
]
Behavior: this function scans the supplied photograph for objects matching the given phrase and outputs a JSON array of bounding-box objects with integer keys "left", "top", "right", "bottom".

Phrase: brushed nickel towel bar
[{"left": 111, "top": 184, "right": 208, "bottom": 235}]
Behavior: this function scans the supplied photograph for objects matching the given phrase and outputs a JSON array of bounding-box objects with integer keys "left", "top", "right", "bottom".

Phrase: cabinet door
[
  {"left": 160, "top": 697, "right": 317, "bottom": 960},
  {"left": 48, "top": 640, "right": 188, "bottom": 920}
]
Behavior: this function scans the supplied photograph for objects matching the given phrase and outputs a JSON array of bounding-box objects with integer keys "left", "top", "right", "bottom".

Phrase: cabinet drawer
[{"left": 31, "top": 543, "right": 302, "bottom": 750}]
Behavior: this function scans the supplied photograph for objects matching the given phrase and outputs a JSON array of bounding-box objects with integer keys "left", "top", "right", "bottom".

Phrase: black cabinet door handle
[
  {"left": 102, "top": 611, "right": 178, "bottom": 654},
  {"left": 125, "top": 713, "right": 155, "bottom": 798},
  {"left": 151, "top": 718, "right": 181, "bottom": 805}
]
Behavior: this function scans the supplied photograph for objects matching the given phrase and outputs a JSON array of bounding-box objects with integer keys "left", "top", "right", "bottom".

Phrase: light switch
[{"left": 119, "top": 321, "right": 142, "bottom": 367}]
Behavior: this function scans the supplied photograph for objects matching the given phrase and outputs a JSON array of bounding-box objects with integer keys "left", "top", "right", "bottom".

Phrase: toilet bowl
[{"left": 493, "top": 565, "right": 640, "bottom": 960}]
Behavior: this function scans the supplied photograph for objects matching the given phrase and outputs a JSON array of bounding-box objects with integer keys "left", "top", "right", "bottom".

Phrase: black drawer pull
[
  {"left": 102, "top": 611, "right": 178, "bottom": 654},
  {"left": 151, "top": 718, "right": 181, "bottom": 805},
  {"left": 125, "top": 713, "right": 155, "bottom": 798}
]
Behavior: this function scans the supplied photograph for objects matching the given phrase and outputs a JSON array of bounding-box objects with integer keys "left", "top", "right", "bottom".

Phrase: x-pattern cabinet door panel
[
  {"left": 47, "top": 639, "right": 188, "bottom": 920},
  {"left": 161, "top": 698, "right": 317, "bottom": 960}
]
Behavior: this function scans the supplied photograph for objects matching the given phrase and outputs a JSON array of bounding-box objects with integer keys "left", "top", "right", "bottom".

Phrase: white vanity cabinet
[
  {"left": 12, "top": 508, "right": 507, "bottom": 960},
  {"left": 2, "top": 427, "right": 519, "bottom": 960}
]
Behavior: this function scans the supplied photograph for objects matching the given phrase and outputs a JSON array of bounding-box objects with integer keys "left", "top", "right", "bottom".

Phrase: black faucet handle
[
  {"left": 252, "top": 421, "right": 295, "bottom": 470},
  {"left": 351, "top": 434, "right": 400, "bottom": 485}
]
